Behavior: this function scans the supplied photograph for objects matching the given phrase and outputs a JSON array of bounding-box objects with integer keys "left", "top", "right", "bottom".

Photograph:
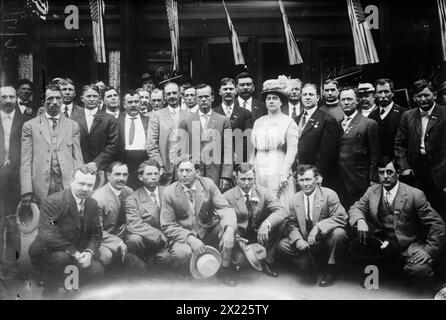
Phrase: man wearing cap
[
  {"left": 141, "top": 73, "right": 155, "bottom": 93},
  {"left": 223, "top": 163, "right": 287, "bottom": 277},
  {"left": 369, "top": 78, "right": 406, "bottom": 159},
  {"left": 235, "top": 72, "right": 267, "bottom": 121},
  {"left": 358, "top": 83, "right": 378, "bottom": 118},
  {"left": 160, "top": 155, "right": 238, "bottom": 286},
  {"left": 319, "top": 79, "right": 344, "bottom": 123},
  {"left": 278, "top": 164, "right": 348, "bottom": 287},
  {"left": 0, "top": 86, "right": 26, "bottom": 280},
  {"left": 21, "top": 85, "right": 84, "bottom": 206},
  {"left": 282, "top": 78, "right": 303, "bottom": 121},
  {"left": 147, "top": 82, "right": 188, "bottom": 186}
]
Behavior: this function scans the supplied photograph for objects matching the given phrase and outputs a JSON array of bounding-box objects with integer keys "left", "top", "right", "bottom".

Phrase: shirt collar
[
  {"left": 108, "top": 183, "right": 122, "bottom": 197},
  {"left": 106, "top": 109, "right": 119, "bottom": 116},
  {"left": 419, "top": 103, "right": 435, "bottom": 116},
  {"left": 304, "top": 189, "right": 316, "bottom": 201},
  {"left": 62, "top": 102, "right": 73, "bottom": 111},
  {"left": 224, "top": 103, "right": 235, "bottom": 110},
  {"left": 238, "top": 96, "right": 252, "bottom": 105},
  {"left": 344, "top": 110, "right": 358, "bottom": 121},
  {"left": 198, "top": 109, "right": 212, "bottom": 117},
  {"left": 239, "top": 187, "right": 252, "bottom": 198},
  {"left": 17, "top": 98, "right": 28, "bottom": 105},
  {"left": 126, "top": 113, "right": 141, "bottom": 120},
  {"left": 71, "top": 191, "right": 84, "bottom": 207},
  {"left": 381, "top": 102, "right": 393, "bottom": 112},
  {"left": 0, "top": 109, "right": 15, "bottom": 120},
  {"left": 302, "top": 106, "right": 317, "bottom": 118},
  {"left": 326, "top": 100, "right": 339, "bottom": 106},
  {"left": 168, "top": 105, "right": 180, "bottom": 114},
  {"left": 85, "top": 107, "right": 98, "bottom": 116},
  {"left": 383, "top": 181, "right": 399, "bottom": 198},
  {"left": 45, "top": 112, "right": 60, "bottom": 120},
  {"left": 182, "top": 182, "right": 197, "bottom": 192},
  {"left": 144, "top": 186, "right": 159, "bottom": 197}
]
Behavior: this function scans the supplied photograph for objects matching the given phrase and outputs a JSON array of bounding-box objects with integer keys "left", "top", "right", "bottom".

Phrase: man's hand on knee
[
  {"left": 187, "top": 235, "right": 205, "bottom": 255},
  {"left": 409, "top": 248, "right": 432, "bottom": 265}
]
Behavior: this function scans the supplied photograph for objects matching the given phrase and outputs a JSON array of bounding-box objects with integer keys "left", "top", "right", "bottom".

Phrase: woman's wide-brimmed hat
[{"left": 261, "top": 75, "right": 291, "bottom": 101}]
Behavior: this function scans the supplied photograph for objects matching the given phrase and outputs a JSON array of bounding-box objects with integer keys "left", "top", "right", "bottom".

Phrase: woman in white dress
[{"left": 250, "top": 77, "right": 299, "bottom": 209}]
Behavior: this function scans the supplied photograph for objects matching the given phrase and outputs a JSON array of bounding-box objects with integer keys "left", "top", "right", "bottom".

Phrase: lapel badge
[{"left": 25, "top": 107, "right": 33, "bottom": 115}]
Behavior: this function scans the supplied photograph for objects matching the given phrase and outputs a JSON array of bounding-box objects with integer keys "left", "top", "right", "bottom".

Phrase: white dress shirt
[
  {"left": 106, "top": 109, "right": 120, "bottom": 119},
  {"left": 168, "top": 106, "right": 180, "bottom": 126},
  {"left": 72, "top": 192, "right": 85, "bottom": 212},
  {"left": 62, "top": 103, "right": 73, "bottom": 118},
  {"left": 383, "top": 181, "right": 399, "bottom": 206},
  {"left": 109, "top": 183, "right": 122, "bottom": 199},
  {"left": 342, "top": 110, "right": 358, "bottom": 132},
  {"left": 240, "top": 187, "right": 252, "bottom": 200},
  {"left": 288, "top": 102, "right": 301, "bottom": 118},
  {"left": 45, "top": 112, "right": 60, "bottom": 128},
  {"left": 379, "top": 102, "right": 393, "bottom": 120},
  {"left": 238, "top": 96, "right": 252, "bottom": 112},
  {"left": 1, "top": 109, "right": 15, "bottom": 156},
  {"left": 187, "top": 105, "right": 199, "bottom": 113},
  {"left": 17, "top": 98, "right": 28, "bottom": 114},
  {"left": 420, "top": 104, "right": 435, "bottom": 154},
  {"left": 198, "top": 109, "right": 212, "bottom": 130},
  {"left": 304, "top": 190, "right": 316, "bottom": 221},
  {"left": 182, "top": 182, "right": 197, "bottom": 209},
  {"left": 144, "top": 186, "right": 160, "bottom": 207},
  {"left": 125, "top": 114, "right": 146, "bottom": 150},
  {"left": 85, "top": 107, "right": 98, "bottom": 132},
  {"left": 361, "top": 105, "right": 376, "bottom": 118}
]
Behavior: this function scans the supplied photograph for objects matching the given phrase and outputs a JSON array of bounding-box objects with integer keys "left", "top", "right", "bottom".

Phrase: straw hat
[{"left": 190, "top": 245, "right": 222, "bottom": 279}]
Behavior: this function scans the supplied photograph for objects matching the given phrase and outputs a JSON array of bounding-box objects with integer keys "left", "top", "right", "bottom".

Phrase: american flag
[
  {"left": 346, "top": 0, "right": 379, "bottom": 65},
  {"left": 89, "top": 0, "right": 106, "bottom": 63},
  {"left": 166, "top": 0, "right": 180, "bottom": 71},
  {"left": 278, "top": 0, "right": 303, "bottom": 65},
  {"left": 222, "top": 0, "right": 245, "bottom": 66},
  {"left": 438, "top": 0, "right": 446, "bottom": 61}
]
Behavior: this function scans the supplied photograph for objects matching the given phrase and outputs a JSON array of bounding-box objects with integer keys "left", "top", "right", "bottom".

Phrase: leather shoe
[
  {"left": 319, "top": 269, "right": 337, "bottom": 287},
  {"left": 261, "top": 262, "right": 278, "bottom": 277},
  {"left": 216, "top": 266, "right": 238, "bottom": 287}
]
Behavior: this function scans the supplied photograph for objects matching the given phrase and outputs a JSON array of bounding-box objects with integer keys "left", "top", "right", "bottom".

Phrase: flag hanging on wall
[
  {"left": 438, "top": 0, "right": 446, "bottom": 61},
  {"left": 222, "top": 0, "right": 245, "bottom": 66},
  {"left": 346, "top": 0, "right": 379, "bottom": 65},
  {"left": 278, "top": 0, "right": 303, "bottom": 65},
  {"left": 28, "top": 0, "right": 49, "bottom": 20},
  {"left": 89, "top": 0, "right": 106, "bottom": 63},
  {"left": 166, "top": 0, "right": 180, "bottom": 71}
]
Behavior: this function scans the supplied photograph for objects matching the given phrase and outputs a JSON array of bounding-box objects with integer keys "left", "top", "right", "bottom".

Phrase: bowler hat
[
  {"left": 190, "top": 246, "right": 222, "bottom": 279},
  {"left": 16, "top": 201, "right": 39, "bottom": 234}
]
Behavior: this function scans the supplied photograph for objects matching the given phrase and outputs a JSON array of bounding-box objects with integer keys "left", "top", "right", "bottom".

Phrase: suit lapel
[
  {"left": 295, "top": 192, "right": 307, "bottom": 235},
  {"left": 369, "top": 186, "right": 381, "bottom": 226},
  {"left": 40, "top": 114, "right": 52, "bottom": 145},
  {"left": 142, "top": 116, "right": 149, "bottom": 134},
  {"left": 393, "top": 183, "right": 407, "bottom": 226},
  {"left": 10, "top": 111, "right": 23, "bottom": 137},
  {"left": 175, "top": 183, "right": 195, "bottom": 218},
  {"left": 426, "top": 104, "right": 440, "bottom": 134},
  {"left": 312, "top": 187, "right": 323, "bottom": 223},
  {"left": 77, "top": 109, "right": 89, "bottom": 135},
  {"left": 300, "top": 109, "right": 319, "bottom": 137},
  {"left": 194, "top": 179, "right": 205, "bottom": 215},
  {"left": 89, "top": 112, "right": 103, "bottom": 134},
  {"left": 67, "top": 190, "right": 81, "bottom": 229},
  {"left": 413, "top": 111, "right": 422, "bottom": 140},
  {"left": 344, "top": 112, "right": 361, "bottom": 136},
  {"left": 235, "top": 186, "right": 250, "bottom": 219},
  {"left": 56, "top": 115, "right": 69, "bottom": 147}
]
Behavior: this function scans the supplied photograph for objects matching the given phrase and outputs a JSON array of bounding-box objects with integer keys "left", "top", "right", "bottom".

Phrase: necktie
[
  {"left": 79, "top": 199, "right": 85, "bottom": 218},
  {"left": 243, "top": 100, "right": 247, "bottom": 109},
  {"left": 384, "top": 191, "right": 392, "bottom": 210},
  {"left": 64, "top": 106, "right": 69, "bottom": 118},
  {"left": 380, "top": 108, "right": 385, "bottom": 116},
  {"left": 342, "top": 117, "right": 351, "bottom": 132},
  {"left": 306, "top": 196, "right": 311, "bottom": 221},
  {"left": 150, "top": 192, "right": 159, "bottom": 208},
  {"left": 245, "top": 194, "right": 252, "bottom": 213},
  {"left": 49, "top": 117, "right": 58, "bottom": 130},
  {"left": 291, "top": 105, "right": 297, "bottom": 119},
  {"left": 420, "top": 110, "right": 429, "bottom": 118},
  {"left": 186, "top": 190, "right": 196, "bottom": 207},
  {"left": 129, "top": 117, "right": 136, "bottom": 145},
  {"left": 301, "top": 111, "right": 308, "bottom": 127},
  {"left": 202, "top": 114, "right": 209, "bottom": 130},
  {"left": 306, "top": 196, "right": 313, "bottom": 231},
  {"left": 226, "top": 106, "right": 232, "bottom": 118}
]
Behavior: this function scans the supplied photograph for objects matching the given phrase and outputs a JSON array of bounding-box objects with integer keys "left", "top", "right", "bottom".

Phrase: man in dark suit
[
  {"left": 319, "top": 79, "right": 344, "bottom": 123},
  {"left": 160, "top": 155, "right": 238, "bottom": 285},
  {"left": 223, "top": 163, "right": 287, "bottom": 277},
  {"left": 357, "top": 83, "right": 378, "bottom": 118},
  {"left": 214, "top": 78, "right": 253, "bottom": 164},
  {"left": 282, "top": 78, "right": 303, "bottom": 121},
  {"left": 235, "top": 72, "right": 267, "bottom": 121},
  {"left": 295, "top": 83, "right": 341, "bottom": 190},
  {"left": 179, "top": 83, "right": 233, "bottom": 192},
  {"left": 135, "top": 88, "right": 152, "bottom": 118},
  {"left": 369, "top": 78, "right": 406, "bottom": 159},
  {"left": 278, "top": 165, "right": 348, "bottom": 287},
  {"left": 28, "top": 167, "right": 104, "bottom": 297},
  {"left": 0, "top": 86, "right": 25, "bottom": 279},
  {"left": 349, "top": 156, "right": 445, "bottom": 282},
  {"left": 58, "top": 78, "right": 84, "bottom": 119},
  {"left": 337, "top": 87, "right": 381, "bottom": 209},
  {"left": 72, "top": 84, "right": 119, "bottom": 177},
  {"left": 118, "top": 90, "right": 149, "bottom": 190},
  {"left": 102, "top": 86, "right": 121, "bottom": 119},
  {"left": 394, "top": 79, "right": 446, "bottom": 219},
  {"left": 16, "top": 79, "right": 38, "bottom": 119}
]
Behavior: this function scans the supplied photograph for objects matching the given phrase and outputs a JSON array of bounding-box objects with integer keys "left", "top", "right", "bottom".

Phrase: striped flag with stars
[
  {"left": 438, "top": 0, "right": 446, "bottom": 61},
  {"left": 89, "top": 0, "right": 106, "bottom": 63}
]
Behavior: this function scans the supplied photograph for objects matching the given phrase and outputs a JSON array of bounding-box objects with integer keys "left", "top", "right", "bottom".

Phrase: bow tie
[{"left": 420, "top": 111, "right": 430, "bottom": 118}]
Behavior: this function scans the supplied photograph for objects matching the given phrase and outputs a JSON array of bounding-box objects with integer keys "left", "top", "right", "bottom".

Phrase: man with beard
[
  {"left": 236, "top": 72, "right": 267, "bottom": 121},
  {"left": 369, "top": 78, "right": 406, "bottom": 159},
  {"left": 28, "top": 167, "right": 104, "bottom": 297},
  {"left": 147, "top": 83, "right": 188, "bottom": 186},
  {"left": 117, "top": 91, "right": 148, "bottom": 190},
  {"left": 214, "top": 78, "right": 253, "bottom": 164},
  {"left": 16, "top": 79, "right": 37, "bottom": 119},
  {"left": 103, "top": 86, "right": 121, "bottom": 119},
  {"left": 357, "top": 83, "right": 378, "bottom": 118},
  {"left": 58, "top": 78, "right": 84, "bottom": 119},
  {"left": 282, "top": 78, "right": 303, "bottom": 121},
  {"left": 182, "top": 85, "right": 199, "bottom": 113},
  {"left": 21, "top": 85, "right": 83, "bottom": 205},
  {"left": 394, "top": 79, "right": 446, "bottom": 219},
  {"left": 319, "top": 79, "right": 344, "bottom": 123},
  {"left": 336, "top": 87, "right": 381, "bottom": 209},
  {"left": 0, "top": 86, "right": 26, "bottom": 280},
  {"left": 136, "top": 88, "right": 152, "bottom": 118},
  {"left": 72, "top": 84, "right": 119, "bottom": 178},
  {"left": 179, "top": 83, "right": 233, "bottom": 192}
]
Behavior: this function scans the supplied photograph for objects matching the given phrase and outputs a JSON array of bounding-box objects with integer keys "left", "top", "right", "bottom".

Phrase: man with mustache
[
  {"left": 28, "top": 167, "right": 104, "bottom": 297},
  {"left": 282, "top": 78, "right": 303, "bottom": 121},
  {"left": 236, "top": 72, "right": 267, "bottom": 121},
  {"left": 147, "top": 82, "right": 188, "bottom": 185},
  {"left": 15, "top": 79, "right": 37, "bottom": 119},
  {"left": 58, "top": 78, "right": 84, "bottom": 119},
  {"left": 117, "top": 91, "right": 148, "bottom": 190},
  {"left": 394, "top": 79, "right": 446, "bottom": 219},
  {"left": 135, "top": 88, "right": 152, "bottom": 118},
  {"left": 0, "top": 86, "right": 26, "bottom": 281},
  {"left": 369, "top": 78, "right": 406, "bottom": 159},
  {"left": 21, "top": 84, "right": 84, "bottom": 206},
  {"left": 357, "top": 83, "right": 378, "bottom": 118}
]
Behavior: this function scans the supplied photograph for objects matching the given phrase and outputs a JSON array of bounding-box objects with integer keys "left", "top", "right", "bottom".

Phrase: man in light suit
[
  {"left": 295, "top": 83, "right": 341, "bottom": 190},
  {"left": 336, "top": 86, "right": 381, "bottom": 209},
  {"left": 20, "top": 84, "right": 84, "bottom": 206},
  {"left": 394, "top": 79, "right": 446, "bottom": 219},
  {"left": 235, "top": 72, "right": 267, "bottom": 121},
  {"left": 72, "top": 84, "right": 119, "bottom": 177},
  {"left": 160, "top": 155, "right": 238, "bottom": 286},
  {"left": 58, "top": 78, "right": 84, "bottom": 119},
  {"left": 92, "top": 162, "right": 133, "bottom": 268},
  {"left": 214, "top": 78, "right": 253, "bottom": 164},
  {"left": 282, "top": 78, "right": 303, "bottom": 121},
  {"left": 117, "top": 90, "right": 149, "bottom": 190},
  {"left": 146, "top": 82, "right": 188, "bottom": 186},
  {"left": 28, "top": 168, "right": 104, "bottom": 297},
  {"left": 349, "top": 156, "right": 446, "bottom": 281},
  {"left": 179, "top": 83, "right": 233, "bottom": 192},
  {"left": 0, "top": 86, "right": 26, "bottom": 279},
  {"left": 278, "top": 165, "right": 348, "bottom": 287},
  {"left": 125, "top": 159, "right": 174, "bottom": 266},
  {"left": 223, "top": 163, "right": 287, "bottom": 277}
]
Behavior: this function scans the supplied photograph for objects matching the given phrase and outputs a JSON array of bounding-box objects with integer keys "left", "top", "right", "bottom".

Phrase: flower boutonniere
[
  {"left": 313, "top": 121, "right": 320, "bottom": 129},
  {"left": 93, "top": 113, "right": 101, "bottom": 121},
  {"left": 430, "top": 115, "right": 437, "bottom": 121},
  {"left": 210, "top": 119, "right": 217, "bottom": 129},
  {"left": 232, "top": 114, "right": 238, "bottom": 121},
  {"left": 25, "top": 107, "right": 33, "bottom": 115},
  {"left": 251, "top": 197, "right": 260, "bottom": 206}
]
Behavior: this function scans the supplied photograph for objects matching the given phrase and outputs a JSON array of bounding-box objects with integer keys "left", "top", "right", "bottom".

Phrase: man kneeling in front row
[
  {"left": 29, "top": 167, "right": 104, "bottom": 297},
  {"left": 224, "top": 163, "right": 288, "bottom": 277},
  {"left": 160, "top": 155, "right": 238, "bottom": 286},
  {"left": 278, "top": 165, "right": 348, "bottom": 287},
  {"left": 348, "top": 156, "right": 446, "bottom": 283}
]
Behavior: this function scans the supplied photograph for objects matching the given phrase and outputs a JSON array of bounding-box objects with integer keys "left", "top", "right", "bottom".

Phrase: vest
[{"left": 377, "top": 195, "right": 400, "bottom": 249}]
